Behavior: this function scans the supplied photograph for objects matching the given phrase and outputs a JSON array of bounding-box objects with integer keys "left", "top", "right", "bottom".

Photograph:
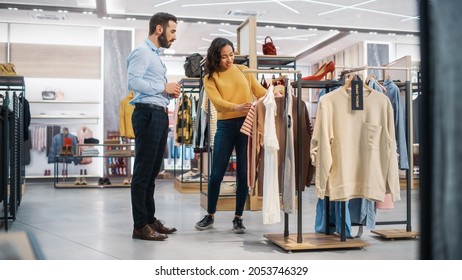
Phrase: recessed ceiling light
[{"left": 8, "top": 7, "right": 18, "bottom": 11}]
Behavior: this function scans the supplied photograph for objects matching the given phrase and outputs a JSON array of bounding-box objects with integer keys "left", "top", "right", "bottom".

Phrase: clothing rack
[
  {"left": 173, "top": 78, "right": 202, "bottom": 190},
  {"left": 338, "top": 64, "right": 418, "bottom": 81},
  {"left": 1, "top": 75, "right": 26, "bottom": 231},
  {"left": 241, "top": 69, "right": 367, "bottom": 250},
  {"left": 339, "top": 65, "right": 419, "bottom": 239},
  {"left": 243, "top": 69, "right": 297, "bottom": 240}
]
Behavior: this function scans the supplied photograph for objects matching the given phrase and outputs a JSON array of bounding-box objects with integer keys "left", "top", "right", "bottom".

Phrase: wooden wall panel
[
  {"left": 0, "top": 43, "right": 6, "bottom": 63},
  {"left": 10, "top": 43, "right": 101, "bottom": 79}
]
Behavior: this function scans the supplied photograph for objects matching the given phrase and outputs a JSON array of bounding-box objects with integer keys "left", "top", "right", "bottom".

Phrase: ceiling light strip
[
  {"left": 154, "top": 0, "right": 178, "bottom": 8},
  {"left": 317, "top": 0, "right": 377, "bottom": 16},
  {"left": 182, "top": 1, "right": 269, "bottom": 7},
  {"left": 271, "top": 0, "right": 300, "bottom": 14}
]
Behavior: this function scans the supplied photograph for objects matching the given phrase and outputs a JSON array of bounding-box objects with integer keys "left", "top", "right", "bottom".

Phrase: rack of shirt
[
  {"left": 241, "top": 69, "right": 315, "bottom": 226},
  {"left": 338, "top": 64, "right": 419, "bottom": 239}
]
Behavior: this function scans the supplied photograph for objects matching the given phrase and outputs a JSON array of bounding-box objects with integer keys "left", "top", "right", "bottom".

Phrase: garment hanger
[
  {"left": 343, "top": 74, "right": 357, "bottom": 89},
  {"left": 344, "top": 74, "right": 375, "bottom": 94},
  {"left": 272, "top": 74, "right": 287, "bottom": 86}
]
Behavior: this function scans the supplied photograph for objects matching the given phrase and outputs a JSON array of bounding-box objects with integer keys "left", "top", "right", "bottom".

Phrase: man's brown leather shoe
[
  {"left": 150, "top": 219, "right": 177, "bottom": 234},
  {"left": 132, "top": 224, "right": 168, "bottom": 241}
]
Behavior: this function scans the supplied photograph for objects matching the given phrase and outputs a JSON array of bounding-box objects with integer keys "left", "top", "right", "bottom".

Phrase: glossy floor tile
[{"left": 6, "top": 180, "right": 420, "bottom": 260}]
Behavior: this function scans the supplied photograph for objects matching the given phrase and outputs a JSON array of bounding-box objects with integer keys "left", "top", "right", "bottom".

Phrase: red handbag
[{"left": 262, "top": 36, "right": 277, "bottom": 55}]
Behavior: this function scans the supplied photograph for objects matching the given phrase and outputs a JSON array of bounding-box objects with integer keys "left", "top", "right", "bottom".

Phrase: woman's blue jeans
[{"left": 207, "top": 117, "right": 248, "bottom": 216}]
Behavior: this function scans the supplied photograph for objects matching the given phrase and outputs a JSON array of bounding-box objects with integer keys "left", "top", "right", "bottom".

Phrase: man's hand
[
  {"left": 234, "top": 103, "right": 252, "bottom": 113},
  {"left": 165, "top": 82, "right": 181, "bottom": 98}
]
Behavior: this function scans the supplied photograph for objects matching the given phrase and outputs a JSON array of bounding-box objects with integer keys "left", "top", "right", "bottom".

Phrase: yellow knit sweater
[{"left": 203, "top": 64, "right": 267, "bottom": 120}]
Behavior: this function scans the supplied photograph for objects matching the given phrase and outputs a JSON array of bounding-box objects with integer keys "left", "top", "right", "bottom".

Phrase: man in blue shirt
[{"left": 127, "top": 12, "right": 181, "bottom": 241}]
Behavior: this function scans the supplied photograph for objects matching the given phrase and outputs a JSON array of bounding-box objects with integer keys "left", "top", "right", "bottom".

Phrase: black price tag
[{"left": 351, "top": 78, "right": 363, "bottom": 110}]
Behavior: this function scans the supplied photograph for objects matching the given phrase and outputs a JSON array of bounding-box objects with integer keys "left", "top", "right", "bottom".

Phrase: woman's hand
[{"left": 234, "top": 102, "right": 252, "bottom": 113}]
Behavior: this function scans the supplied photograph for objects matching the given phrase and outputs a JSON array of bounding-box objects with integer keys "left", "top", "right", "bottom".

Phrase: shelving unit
[{"left": 53, "top": 143, "right": 133, "bottom": 188}]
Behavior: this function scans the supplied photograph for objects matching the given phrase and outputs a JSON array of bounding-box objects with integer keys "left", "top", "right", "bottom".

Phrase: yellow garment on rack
[{"left": 119, "top": 91, "right": 135, "bottom": 139}]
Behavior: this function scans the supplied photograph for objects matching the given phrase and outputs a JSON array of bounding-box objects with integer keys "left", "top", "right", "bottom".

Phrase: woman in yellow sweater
[{"left": 195, "top": 37, "right": 266, "bottom": 233}]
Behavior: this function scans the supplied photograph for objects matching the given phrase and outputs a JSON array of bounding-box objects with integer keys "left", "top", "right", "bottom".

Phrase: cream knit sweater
[{"left": 310, "top": 86, "right": 401, "bottom": 202}]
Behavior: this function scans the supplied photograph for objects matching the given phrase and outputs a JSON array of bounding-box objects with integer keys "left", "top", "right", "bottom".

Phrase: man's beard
[{"left": 158, "top": 31, "right": 171, "bottom": 48}]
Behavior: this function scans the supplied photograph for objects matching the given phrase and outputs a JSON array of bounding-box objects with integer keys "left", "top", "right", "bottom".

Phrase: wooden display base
[
  {"left": 174, "top": 178, "right": 203, "bottom": 194},
  {"left": 399, "top": 177, "right": 419, "bottom": 189},
  {"left": 371, "top": 229, "right": 420, "bottom": 239},
  {"left": 157, "top": 172, "right": 172, "bottom": 179},
  {"left": 200, "top": 192, "right": 250, "bottom": 211},
  {"left": 249, "top": 195, "right": 262, "bottom": 211},
  {"left": 55, "top": 183, "right": 130, "bottom": 189},
  {"left": 264, "top": 233, "right": 369, "bottom": 252}
]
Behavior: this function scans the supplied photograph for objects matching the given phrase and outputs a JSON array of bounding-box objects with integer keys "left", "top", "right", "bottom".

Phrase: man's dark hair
[
  {"left": 205, "top": 37, "right": 234, "bottom": 79},
  {"left": 149, "top": 12, "right": 177, "bottom": 35}
]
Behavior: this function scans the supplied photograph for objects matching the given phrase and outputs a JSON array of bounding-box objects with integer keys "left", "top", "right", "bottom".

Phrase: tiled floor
[{"left": 5, "top": 179, "right": 420, "bottom": 260}]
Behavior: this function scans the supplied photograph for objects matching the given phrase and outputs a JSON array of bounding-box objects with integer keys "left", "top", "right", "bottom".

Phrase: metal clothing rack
[
  {"left": 1, "top": 75, "right": 26, "bottom": 231},
  {"left": 173, "top": 78, "right": 202, "bottom": 193},
  {"left": 339, "top": 65, "right": 419, "bottom": 239},
  {"left": 263, "top": 76, "right": 368, "bottom": 252}
]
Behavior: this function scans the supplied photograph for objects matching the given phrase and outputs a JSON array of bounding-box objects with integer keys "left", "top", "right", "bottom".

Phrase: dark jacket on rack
[{"left": 20, "top": 96, "right": 31, "bottom": 141}]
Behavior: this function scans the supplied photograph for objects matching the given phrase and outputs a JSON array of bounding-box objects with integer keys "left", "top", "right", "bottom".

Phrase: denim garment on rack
[
  {"left": 314, "top": 198, "right": 352, "bottom": 238},
  {"left": 349, "top": 198, "right": 376, "bottom": 229},
  {"left": 382, "top": 79, "right": 409, "bottom": 170}
]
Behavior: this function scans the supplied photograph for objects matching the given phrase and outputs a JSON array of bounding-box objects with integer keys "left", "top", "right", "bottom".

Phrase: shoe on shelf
[
  {"left": 80, "top": 177, "right": 87, "bottom": 185},
  {"left": 302, "top": 61, "right": 336, "bottom": 81},
  {"left": 232, "top": 217, "right": 246, "bottom": 234},
  {"left": 98, "top": 177, "right": 104, "bottom": 185},
  {"left": 122, "top": 178, "right": 130, "bottom": 185},
  {"left": 150, "top": 219, "right": 177, "bottom": 234},
  {"left": 74, "top": 178, "right": 81, "bottom": 185},
  {"left": 195, "top": 215, "right": 214, "bottom": 231},
  {"left": 103, "top": 177, "right": 111, "bottom": 185},
  {"left": 132, "top": 224, "right": 168, "bottom": 241}
]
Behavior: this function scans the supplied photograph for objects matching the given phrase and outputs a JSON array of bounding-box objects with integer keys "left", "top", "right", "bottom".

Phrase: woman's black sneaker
[
  {"left": 232, "top": 217, "right": 246, "bottom": 234},
  {"left": 195, "top": 215, "right": 214, "bottom": 230}
]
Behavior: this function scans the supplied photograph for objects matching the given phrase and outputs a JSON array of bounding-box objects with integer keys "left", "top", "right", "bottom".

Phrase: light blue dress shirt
[
  {"left": 382, "top": 78, "right": 409, "bottom": 170},
  {"left": 127, "top": 38, "right": 171, "bottom": 107}
]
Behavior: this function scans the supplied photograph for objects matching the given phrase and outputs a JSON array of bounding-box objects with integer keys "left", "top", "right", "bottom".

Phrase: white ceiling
[{"left": 0, "top": 0, "right": 420, "bottom": 65}]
